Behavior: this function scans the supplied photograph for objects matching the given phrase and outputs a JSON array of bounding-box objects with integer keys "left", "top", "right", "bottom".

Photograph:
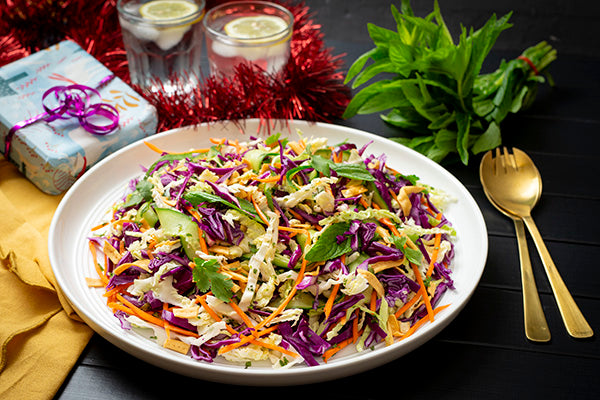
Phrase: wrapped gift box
[{"left": 0, "top": 40, "right": 157, "bottom": 195}]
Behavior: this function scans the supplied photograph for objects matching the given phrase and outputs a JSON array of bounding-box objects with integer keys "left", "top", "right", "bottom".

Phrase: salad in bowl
[{"left": 86, "top": 131, "right": 456, "bottom": 368}]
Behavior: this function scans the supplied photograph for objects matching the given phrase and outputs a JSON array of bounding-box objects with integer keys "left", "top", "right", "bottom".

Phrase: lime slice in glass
[
  {"left": 139, "top": 0, "right": 199, "bottom": 21},
  {"left": 224, "top": 15, "right": 288, "bottom": 42}
]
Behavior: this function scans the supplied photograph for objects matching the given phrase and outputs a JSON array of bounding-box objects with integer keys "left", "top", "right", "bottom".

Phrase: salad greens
[
  {"left": 343, "top": 0, "right": 556, "bottom": 164},
  {"left": 88, "top": 132, "right": 456, "bottom": 367}
]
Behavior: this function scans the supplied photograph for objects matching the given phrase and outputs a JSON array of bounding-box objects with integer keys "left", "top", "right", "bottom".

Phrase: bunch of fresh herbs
[{"left": 343, "top": 0, "right": 556, "bottom": 164}]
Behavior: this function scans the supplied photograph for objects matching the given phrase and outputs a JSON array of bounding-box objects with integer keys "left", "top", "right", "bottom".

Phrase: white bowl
[{"left": 48, "top": 119, "right": 487, "bottom": 385}]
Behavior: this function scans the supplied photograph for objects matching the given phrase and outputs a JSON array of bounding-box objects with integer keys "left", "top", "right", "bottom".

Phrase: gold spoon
[
  {"left": 480, "top": 171, "right": 550, "bottom": 342},
  {"left": 480, "top": 147, "right": 593, "bottom": 339}
]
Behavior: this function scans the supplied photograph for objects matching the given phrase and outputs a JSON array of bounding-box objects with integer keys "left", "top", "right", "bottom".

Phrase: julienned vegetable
[
  {"left": 343, "top": 0, "right": 556, "bottom": 165},
  {"left": 87, "top": 132, "right": 456, "bottom": 368}
]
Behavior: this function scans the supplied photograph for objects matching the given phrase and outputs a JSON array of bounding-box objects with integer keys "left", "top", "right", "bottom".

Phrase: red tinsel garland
[{"left": 0, "top": 0, "right": 350, "bottom": 132}]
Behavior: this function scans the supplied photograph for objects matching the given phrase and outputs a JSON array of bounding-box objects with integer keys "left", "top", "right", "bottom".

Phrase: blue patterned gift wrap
[{"left": 0, "top": 40, "right": 158, "bottom": 195}]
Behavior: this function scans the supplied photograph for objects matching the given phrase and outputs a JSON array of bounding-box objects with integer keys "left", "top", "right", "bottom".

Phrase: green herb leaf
[
  {"left": 310, "top": 154, "right": 332, "bottom": 176},
  {"left": 390, "top": 236, "right": 423, "bottom": 264},
  {"left": 305, "top": 222, "right": 353, "bottom": 262},
  {"left": 331, "top": 163, "right": 375, "bottom": 181},
  {"left": 184, "top": 191, "right": 260, "bottom": 222},
  {"left": 264, "top": 132, "right": 281, "bottom": 146},
  {"left": 310, "top": 155, "right": 374, "bottom": 181},
  {"left": 122, "top": 179, "right": 153, "bottom": 208},
  {"left": 472, "top": 121, "right": 501, "bottom": 154},
  {"left": 343, "top": 0, "right": 555, "bottom": 165},
  {"left": 192, "top": 257, "right": 233, "bottom": 302}
]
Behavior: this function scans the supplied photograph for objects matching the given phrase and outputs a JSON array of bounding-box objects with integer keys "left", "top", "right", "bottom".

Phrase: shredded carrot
[
  {"left": 394, "top": 292, "right": 422, "bottom": 318},
  {"left": 389, "top": 188, "right": 401, "bottom": 206},
  {"left": 209, "top": 137, "right": 226, "bottom": 145},
  {"left": 411, "top": 263, "right": 435, "bottom": 323},
  {"left": 359, "top": 196, "right": 371, "bottom": 209},
  {"left": 218, "top": 325, "right": 280, "bottom": 355},
  {"left": 144, "top": 140, "right": 209, "bottom": 155},
  {"left": 90, "top": 221, "right": 109, "bottom": 231},
  {"left": 185, "top": 206, "right": 209, "bottom": 253},
  {"left": 287, "top": 208, "right": 304, "bottom": 221},
  {"left": 107, "top": 302, "right": 134, "bottom": 314},
  {"left": 352, "top": 309, "right": 359, "bottom": 343},
  {"left": 323, "top": 337, "right": 353, "bottom": 362},
  {"left": 425, "top": 233, "right": 442, "bottom": 277},
  {"left": 380, "top": 217, "right": 402, "bottom": 237},
  {"left": 324, "top": 284, "right": 340, "bottom": 319},
  {"left": 251, "top": 195, "right": 269, "bottom": 225},
  {"left": 369, "top": 289, "right": 378, "bottom": 311},
  {"left": 201, "top": 300, "right": 297, "bottom": 358},
  {"left": 116, "top": 294, "right": 200, "bottom": 338},
  {"left": 229, "top": 301, "right": 256, "bottom": 330},
  {"left": 255, "top": 258, "right": 307, "bottom": 330},
  {"left": 102, "top": 283, "right": 132, "bottom": 299},
  {"left": 88, "top": 241, "right": 109, "bottom": 285},
  {"left": 112, "top": 262, "right": 136, "bottom": 275},
  {"left": 400, "top": 304, "right": 451, "bottom": 340},
  {"left": 279, "top": 226, "right": 311, "bottom": 248},
  {"left": 245, "top": 338, "right": 298, "bottom": 358},
  {"left": 254, "top": 174, "right": 281, "bottom": 183}
]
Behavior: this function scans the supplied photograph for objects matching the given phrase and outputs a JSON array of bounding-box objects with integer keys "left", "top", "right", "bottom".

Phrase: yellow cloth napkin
[{"left": 0, "top": 157, "right": 93, "bottom": 400}]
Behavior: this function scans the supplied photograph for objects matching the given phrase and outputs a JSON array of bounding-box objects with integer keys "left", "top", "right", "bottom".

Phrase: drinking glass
[
  {"left": 203, "top": 1, "right": 294, "bottom": 79},
  {"left": 117, "top": 0, "right": 206, "bottom": 95}
]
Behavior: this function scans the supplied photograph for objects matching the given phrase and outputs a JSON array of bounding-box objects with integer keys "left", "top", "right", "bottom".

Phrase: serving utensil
[
  {"left": 480, "top": 147, "right": 593, "bottom": 339},
  {"left": 480, "top": 152, "right": 550, "bottom": 342},
  {"left": 486, "top": 192, "right": 550, "bottom": 341}
]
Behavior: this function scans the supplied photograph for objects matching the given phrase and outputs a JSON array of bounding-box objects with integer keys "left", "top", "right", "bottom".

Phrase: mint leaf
[
  {"left": 331, "top": 163, "right": 375, "bottom": 181},
  {"left": 310, "top": 154, "right": 332, "bottom": 176},
  {"left": 472, "top": 121, "right": 501, "bottom": 154},
  {"left": 390, "top": 236, "right": 423, "bottom": 264},
  {"left": 344, "top": 0, "right": 555, "bottom": 165},
  {"left": 305, "top": 222, "right": 353, "bottom": 262},
  {"left": 192, "top": 258, "right": 233, "bottom": 302}
]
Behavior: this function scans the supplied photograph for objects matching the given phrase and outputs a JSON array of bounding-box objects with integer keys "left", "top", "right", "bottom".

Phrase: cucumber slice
[
  {"left": 270, "top": 291, "right": 315, "bottom": 310},
  {"left": 243, "top": 149, "right": 277, "bottom": 172},
  {"left": 135, "top": 202, "right": 159, "bottom": 227},
  {"left": 155, "top": 208, "right": 200, "bottom": 259},
  {"left": 287, "top": 291, "right": 316, "bottom": 309},
  {"left": 367, "top": 181, "right": 389, "bottom": 210}
]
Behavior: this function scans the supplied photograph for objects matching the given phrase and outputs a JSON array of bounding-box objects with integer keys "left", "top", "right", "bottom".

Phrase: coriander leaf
[
  {"left": 264, "top": 132, "right": 281, "bottom": 146},
  {"left": 400, "top": 173, "right": 419, "bottom": 186},
  {"left": 192, "top": 257, "right": 233, "bottom": 302},
  {"left": 305, "top": 222, "right": 352, "bottom": 262},
  {"left": 123, "top": 179, "right": 153, "bottom": 208}
]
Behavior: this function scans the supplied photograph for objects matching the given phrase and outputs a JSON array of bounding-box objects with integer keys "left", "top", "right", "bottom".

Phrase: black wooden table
[{"left": 56, "top": 1, "right": 600, "bottom": 398}]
